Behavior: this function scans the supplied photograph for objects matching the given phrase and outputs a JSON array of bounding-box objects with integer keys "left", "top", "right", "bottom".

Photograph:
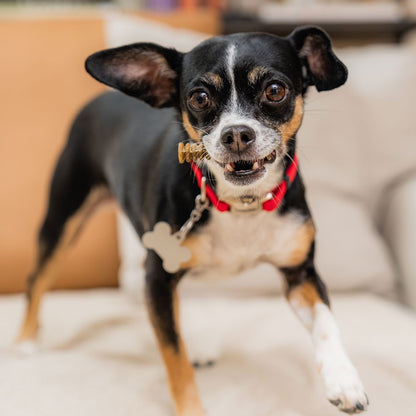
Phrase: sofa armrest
[{"left": 383, "top": 175, "right": 416, "bottom": 310}]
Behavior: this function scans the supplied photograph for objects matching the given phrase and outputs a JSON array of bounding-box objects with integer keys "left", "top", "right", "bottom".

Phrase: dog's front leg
[
  {"left": 145, "top": 252, "right": 205, "bottom": 416},
  {"left": 279, "top": 246, "right": 369, "bottom": 414}
]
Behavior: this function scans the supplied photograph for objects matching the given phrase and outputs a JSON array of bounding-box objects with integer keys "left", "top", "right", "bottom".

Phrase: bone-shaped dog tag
[{"left": 142, "top": 222, "right": 191, "bottom": 274}]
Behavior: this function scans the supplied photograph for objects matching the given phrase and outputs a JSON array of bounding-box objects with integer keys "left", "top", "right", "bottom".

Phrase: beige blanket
[{"left": 1, "top": 290, "right": 416, "bottom": 416}]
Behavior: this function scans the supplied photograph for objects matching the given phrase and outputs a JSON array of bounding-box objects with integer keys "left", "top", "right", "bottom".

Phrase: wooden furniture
[{"left": 0, "top": 16, "right": 119, "bottom": 293}]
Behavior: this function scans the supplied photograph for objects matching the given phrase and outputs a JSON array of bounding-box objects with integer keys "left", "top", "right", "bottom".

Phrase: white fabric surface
[{"left": 2, "top": 289, "right": 416, "bottom": 416}]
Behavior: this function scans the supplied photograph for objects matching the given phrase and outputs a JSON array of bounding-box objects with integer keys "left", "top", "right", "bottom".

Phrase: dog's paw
[
  {"left": 187, "top": 336, "right": 220, "bottom": 370},
  {"left": 184, "top": 325, "right": 221, "bottom": 370},
  {"left": 14, "top": 340, "right": 39, "bottom": 356},
  {"left": 192, "top": 359, "right": 216, "bottom": 369},
  {"left": 189, "top": 347, "right": 218, "bottom": 369},
  {"left": 322, "top": 361, "right": 369, "bottom": 413}
]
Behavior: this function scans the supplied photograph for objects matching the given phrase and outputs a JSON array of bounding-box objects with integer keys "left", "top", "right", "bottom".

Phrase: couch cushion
[
  {"left": 339, "top": 44, "right": 416, "bottom": 220},
  {"left": 299, "top": 85, "right": 397, "bottom": 296},
  {"left": 2, "top": 289, "right": 416, "bottom": 415}
]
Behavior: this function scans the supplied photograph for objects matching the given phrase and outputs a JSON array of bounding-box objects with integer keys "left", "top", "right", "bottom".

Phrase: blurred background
[{"left": 1, "top": 1, "right": 416, "bottom": 415}]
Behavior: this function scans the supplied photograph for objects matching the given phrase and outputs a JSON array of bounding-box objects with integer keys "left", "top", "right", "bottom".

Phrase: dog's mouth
[
  {"left": 222, "top": 150, "right": 276, "bottom": 174},
  {"left": 219, "top": 150, "right": 277, "bottom": 184}
]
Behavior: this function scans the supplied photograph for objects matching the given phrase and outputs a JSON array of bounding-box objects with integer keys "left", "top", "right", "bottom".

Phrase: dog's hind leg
[
  {"left": 145, "top": 251, "right": 205, "bottom": 416},
  {"left": 16, "top": 146, "right": 107, "bottom": 351},
  {"left": 279, "top": 243, "right": 369, "bottom": 414}
]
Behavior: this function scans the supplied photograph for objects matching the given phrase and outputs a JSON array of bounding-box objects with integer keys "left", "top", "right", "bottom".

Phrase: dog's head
[{"left": 86, "top": 27, "right": 347, "bottom": 197}]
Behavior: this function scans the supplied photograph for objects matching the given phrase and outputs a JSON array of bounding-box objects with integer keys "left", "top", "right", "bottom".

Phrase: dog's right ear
[
  {"left": 85, "top": 43, "right": 183, "bottom": 108},
  {"left": 287, "top": 26, "right": 347, "bottom": 92}
]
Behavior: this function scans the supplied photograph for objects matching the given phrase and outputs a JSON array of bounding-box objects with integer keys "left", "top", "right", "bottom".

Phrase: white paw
[
  {"left": 192, "top": 358, "right": 216, "bottom": 368},
  {"left": 189, "top": 345, "right": 219, "bottom": 369},
  {"left": 186, "top": 333, "right": 221, "bottom": 369},
  {"left": 321, "top": 360, "right": 369, "bottom": 414},
  {"left": 15, "top": 340, "right": 39, "bottom": 356}
]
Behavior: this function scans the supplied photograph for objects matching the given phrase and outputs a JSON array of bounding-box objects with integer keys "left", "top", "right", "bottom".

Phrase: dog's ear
[
  {"left": 287, "top": 26, "right": 347, "bottom": 92},
  {"left": 85, "top": 43, "right": 183, "bottom": 108}
]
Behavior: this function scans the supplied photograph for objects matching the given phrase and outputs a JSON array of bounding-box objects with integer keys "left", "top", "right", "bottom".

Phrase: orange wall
[{"left": 0, "top": 17, "right": 119, "bottom": 293}]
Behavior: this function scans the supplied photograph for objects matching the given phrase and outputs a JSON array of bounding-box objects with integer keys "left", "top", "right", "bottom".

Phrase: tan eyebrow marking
[
  {"left": 247, "top": 66, "right": 269, "bottom": 85},
  {"left": 201, "top": 72, "right": 224, "bottom": 90},
  {"left": 182, "top": 111, "right": 201, "bottom": 142},
  {"left": 280, "top": 96, "right": 304, "bottom": 143}
]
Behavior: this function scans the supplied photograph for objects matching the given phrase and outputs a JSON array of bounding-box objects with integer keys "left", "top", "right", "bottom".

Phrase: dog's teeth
[
  {"left": 252, "top": 161, "right": 259, "bottom": 170},
  {"left": 266, "top": 154, "right": 272, "bottom": 161},
  {"left": 226, "top": 163, "right": 235, "bottom": 172}
]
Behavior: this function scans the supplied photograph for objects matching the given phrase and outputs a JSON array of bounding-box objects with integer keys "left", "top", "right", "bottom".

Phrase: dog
[{"left": 17, "top": 26, "right": 369, "bottom": 415}]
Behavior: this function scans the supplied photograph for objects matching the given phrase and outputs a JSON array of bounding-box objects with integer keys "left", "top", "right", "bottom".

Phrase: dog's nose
[{"left": 220, "top": 125, "right": 256, "bottom": 153}]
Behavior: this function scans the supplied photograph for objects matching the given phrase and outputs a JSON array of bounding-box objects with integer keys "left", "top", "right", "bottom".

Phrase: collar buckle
[{"left": 231, "top": 195, "right": 261, "bottom": 212}]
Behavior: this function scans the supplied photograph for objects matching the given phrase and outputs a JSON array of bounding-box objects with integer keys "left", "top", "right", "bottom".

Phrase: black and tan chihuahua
[{"left": 17, "top": 27, "right": 368, "bottom": 415}]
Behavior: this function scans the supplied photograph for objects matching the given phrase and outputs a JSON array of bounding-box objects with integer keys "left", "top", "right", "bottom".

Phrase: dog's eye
[
  {"left": 264, "top": 83, "right": 286, "bottom": 102},
  {"left": 188, "top": 91, "right": 210, "bottom": 111}
]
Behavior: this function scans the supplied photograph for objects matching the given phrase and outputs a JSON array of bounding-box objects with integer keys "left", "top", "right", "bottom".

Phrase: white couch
[{"left": 2, "top": 12, "right": 416, "bottom": 416}]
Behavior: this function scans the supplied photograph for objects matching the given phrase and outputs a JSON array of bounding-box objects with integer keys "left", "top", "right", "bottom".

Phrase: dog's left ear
[
  {"left": 85, "top": 43, "right": 183, "bottom": 108},
  {"left": 287, "top": 26, "right": 347, "bottom": 92}
]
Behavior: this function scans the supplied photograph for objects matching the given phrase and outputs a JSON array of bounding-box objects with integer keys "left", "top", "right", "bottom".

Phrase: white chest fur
[{"left": 183, "top": 209, "right": 313, "bottom": 280}]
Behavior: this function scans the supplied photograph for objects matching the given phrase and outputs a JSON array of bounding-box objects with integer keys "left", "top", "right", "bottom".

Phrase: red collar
[{"left": 190, "top": 153, "right": 298, "bottom": 212}]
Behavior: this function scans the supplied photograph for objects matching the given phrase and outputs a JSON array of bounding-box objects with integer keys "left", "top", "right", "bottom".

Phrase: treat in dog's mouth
[{"left": 223, "top": 150, "right": 276, "bottom": 175}]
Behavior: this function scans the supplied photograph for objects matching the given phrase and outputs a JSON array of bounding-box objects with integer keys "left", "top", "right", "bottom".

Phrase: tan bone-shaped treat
[
  {"left": 178, "top": 142, "right": 210, "bottom": 164},
  {"left": 142, "top": 222, "right": 191, "bottom": 273}
]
